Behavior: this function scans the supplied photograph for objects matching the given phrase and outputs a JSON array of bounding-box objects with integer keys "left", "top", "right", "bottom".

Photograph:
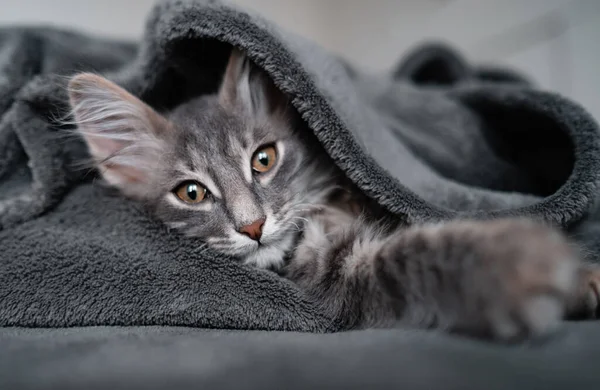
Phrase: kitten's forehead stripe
[
  {"left": 184, "top": 144, "right": 197, "bottom": 171},
  {"left": 228, "top": 135, "right": 253, "bottom": 184}
]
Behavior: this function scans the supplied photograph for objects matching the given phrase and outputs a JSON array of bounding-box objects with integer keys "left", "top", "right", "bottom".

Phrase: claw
[
  {"left": 588, "top": 274, "right": 600, "bottom": 318},
  {"left": 566, "top": 265, "right": 600, "bottom": 320}
]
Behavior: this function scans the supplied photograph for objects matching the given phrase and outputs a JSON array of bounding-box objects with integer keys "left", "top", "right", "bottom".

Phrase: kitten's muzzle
[{"left": 239, "top": 217, "right": 265, "bottom": 242}]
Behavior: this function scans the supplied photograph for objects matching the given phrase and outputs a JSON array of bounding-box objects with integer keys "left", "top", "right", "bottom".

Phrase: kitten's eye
[
  {"left": 251, "top": 145, "right": 277, "bottom": 173},
  {"left": 173, "top": 181, "right": 207, "bottom": 204}
]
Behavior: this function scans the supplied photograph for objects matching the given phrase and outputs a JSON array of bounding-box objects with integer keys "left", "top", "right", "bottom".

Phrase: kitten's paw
[
  {"left": 379, "top": 219, "right": 580, "bottom": 341},
  {"left": 566, "top": 264, "right": 600, "bottom": 319},
  {"left": 449, "top": 220, "right": 579, "bottom": 341}
]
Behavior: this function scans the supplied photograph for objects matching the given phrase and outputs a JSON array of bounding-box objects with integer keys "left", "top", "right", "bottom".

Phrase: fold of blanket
[{"left": 1, "top": 0, "right": 599, "bottom": 332}]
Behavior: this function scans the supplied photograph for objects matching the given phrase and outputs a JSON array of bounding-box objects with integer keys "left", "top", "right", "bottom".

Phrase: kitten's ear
[
  {"left": 68, "top": 73, "right": 170, "bottom": 198},
  {"left": 218, "top": 48, "right": 287, "bottom": 117}
]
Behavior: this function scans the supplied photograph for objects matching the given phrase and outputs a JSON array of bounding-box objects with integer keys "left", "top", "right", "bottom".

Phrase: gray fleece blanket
[{"left": 1, "top": 0, "right": 600, "bottom": 388}]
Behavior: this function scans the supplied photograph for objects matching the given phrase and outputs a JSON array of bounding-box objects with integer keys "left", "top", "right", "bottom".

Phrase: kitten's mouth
[{"left": 240, "top": 231, "right": 301, "bottom": 269}]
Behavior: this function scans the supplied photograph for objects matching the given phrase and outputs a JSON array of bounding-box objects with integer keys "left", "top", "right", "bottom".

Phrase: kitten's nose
[{"left": 239, "top": 217, "right": 265, "bottom": 241}]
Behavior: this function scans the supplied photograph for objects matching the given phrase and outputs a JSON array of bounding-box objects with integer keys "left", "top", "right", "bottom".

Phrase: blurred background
[{"left": 1, "top": 0, "right": 598, "bottom": 119}]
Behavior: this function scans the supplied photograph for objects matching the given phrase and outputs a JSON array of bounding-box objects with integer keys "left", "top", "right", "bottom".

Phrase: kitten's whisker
[
  {"left": 289, "top": 216, "right": 309, "bottom": 224},
  {"left": 207, "top": 238, "right": 232, "bottom": 244}
]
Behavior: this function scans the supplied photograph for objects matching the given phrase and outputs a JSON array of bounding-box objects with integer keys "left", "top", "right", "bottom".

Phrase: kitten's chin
[
  {"left": 242, "top": 233, "right": 297, "bottom": 270},
  {"left": 243, "top": 245, "right": 287, "bottom": 269}
]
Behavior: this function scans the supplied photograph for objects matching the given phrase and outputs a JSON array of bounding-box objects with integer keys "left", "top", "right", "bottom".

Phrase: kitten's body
[{"left": 68, "top": 48, "right": 600, "bottom": 340}]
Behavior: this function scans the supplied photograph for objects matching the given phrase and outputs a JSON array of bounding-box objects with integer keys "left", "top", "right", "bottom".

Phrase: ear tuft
[
  {"left": 217, "top": 48, "right": 287, "bottom": 118},
  {"left": 68, "top": 73, "right": 170, "bottom": 198}
]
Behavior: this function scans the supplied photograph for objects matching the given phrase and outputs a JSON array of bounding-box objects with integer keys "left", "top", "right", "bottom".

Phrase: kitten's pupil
[
  {"left": 174, "top": 181, "right": 206, "bottom": 204},
  {"left": 257, "top": 152, "right": 269, "bottom": 167},
  {"left": 251, "top": 145, "right": 277, "bottom": 173},
  {"left": 187, "top": 183, "right": 198, "bottom": 200}
]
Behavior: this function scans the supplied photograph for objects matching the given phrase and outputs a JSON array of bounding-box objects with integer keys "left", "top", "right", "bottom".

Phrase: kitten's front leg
[
  {"left": 376, "top": 219, "right": 583, "bottom": 341},
  {"left": 284, "top": 212, "right": 401, "bottom": 329}
]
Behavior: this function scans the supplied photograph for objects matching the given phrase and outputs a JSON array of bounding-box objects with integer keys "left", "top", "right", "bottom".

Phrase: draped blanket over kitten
[{"left": 1, "top": 0, "right": 600, "bottom": 388}]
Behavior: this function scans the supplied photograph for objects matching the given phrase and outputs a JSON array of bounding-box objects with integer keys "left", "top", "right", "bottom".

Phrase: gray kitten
[{"left": 68, "top": 48, "right": 600, "bottom": 341}]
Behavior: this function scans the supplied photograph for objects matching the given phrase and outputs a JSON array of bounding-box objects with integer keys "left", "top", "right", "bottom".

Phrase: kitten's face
[
  {"left": 151, "top": 98, "right": 335, "bottom": 268},
  {"left": 68, "top": 49, "right": 337, "bottom": 269}
]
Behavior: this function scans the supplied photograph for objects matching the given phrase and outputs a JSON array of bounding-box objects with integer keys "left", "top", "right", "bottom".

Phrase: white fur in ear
[
  {"left": 68, "top": 73, "right": 170, "bottom": 198},
  {"left": 218, "top": 48, "right": 287, "bottom": 118},
  {"left": 218, "top": 48, "right": 251, "bottom": 110}
]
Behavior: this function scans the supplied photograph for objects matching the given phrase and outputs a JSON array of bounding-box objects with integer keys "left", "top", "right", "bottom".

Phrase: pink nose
[{"left": 239, "top": 218, "right": 265, "bottom": 241}]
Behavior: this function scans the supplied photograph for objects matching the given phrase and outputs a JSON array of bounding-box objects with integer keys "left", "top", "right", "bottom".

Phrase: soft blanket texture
[
  {"left": 1, "top": 0, "right": 600, "bottom": 387},
  {"left": 2, "top": 325, "right": 600, "bottom": 390}
]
